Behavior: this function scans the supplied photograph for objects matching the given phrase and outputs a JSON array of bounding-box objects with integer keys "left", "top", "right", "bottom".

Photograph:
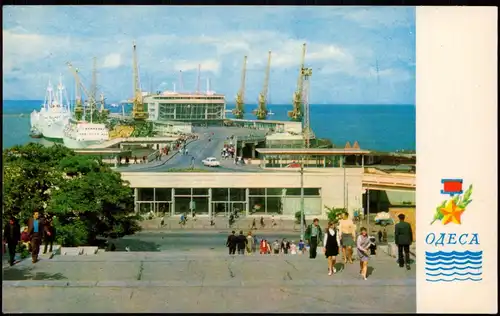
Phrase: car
[{"left": 202, "top": 157, "right": 220, "bottom": 167}]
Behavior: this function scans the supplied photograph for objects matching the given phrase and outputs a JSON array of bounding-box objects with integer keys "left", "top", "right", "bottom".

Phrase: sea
[{"left": 1, "top": 100, "right": 415, "bottom": 152}]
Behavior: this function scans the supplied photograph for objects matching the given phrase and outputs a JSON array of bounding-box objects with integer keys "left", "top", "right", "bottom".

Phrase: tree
[
  {"left": 3, "top": 143, "right": 141, "bottom": 246},
  {"left": 324, "top": 206, "right": 347, "bottom": 224}
]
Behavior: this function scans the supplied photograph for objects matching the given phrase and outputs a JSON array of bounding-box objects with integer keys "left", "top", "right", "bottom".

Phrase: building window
[
  {"left": 174, "top": 188, "right": 191, "bottom": 196},
  {"left": 192, "top": 188, "right": 209, "bottom": 196},
  {"left": 138, "top": 188, "right": 154, "bottom": 201},
  {"left": 155, "top": 188, "right": 172, "bottom": 201},
  {"left": 212, "top": 188, "right": 229, "bottom": 202}
]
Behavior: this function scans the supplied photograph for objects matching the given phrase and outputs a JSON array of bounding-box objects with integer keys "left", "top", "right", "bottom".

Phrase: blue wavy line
[
  {"left": 425, "top": 250, "right": 483, "bottom": 256},
  {"left": 426, "top": 277, "right": 482, "bottom": 282},
  {"left": 425, "top": 265, "right": 482, "bottom": 271},
  {"left": 426, "top": 255, "right": 482, "bottom": 261},
  {"left": 425, "top": 260, "right": 482, "bottom": 266},
  {"left": 426, "top": 271, "right": 482, "bottom": 277}
]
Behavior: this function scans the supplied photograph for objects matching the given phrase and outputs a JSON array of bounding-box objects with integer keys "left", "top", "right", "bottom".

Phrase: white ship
[
  {"left": 30, "top": 76, "right": 71, "bottom": 142},
  {"left": 62, "top": 117, "right": 109, "bottom": 149}
]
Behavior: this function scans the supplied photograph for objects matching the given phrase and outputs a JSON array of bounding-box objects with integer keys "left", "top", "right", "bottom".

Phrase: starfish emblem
[{"left": 440, "top": 200, "right": 465, "bottom": 225}]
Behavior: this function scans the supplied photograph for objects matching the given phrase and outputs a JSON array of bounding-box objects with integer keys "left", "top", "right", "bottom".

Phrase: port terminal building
[{"left": 121, "top": 148, "right": 377, "bottom": 219}]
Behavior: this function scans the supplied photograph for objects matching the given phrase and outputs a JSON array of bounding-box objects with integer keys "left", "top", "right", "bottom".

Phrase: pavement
[
  {"left": 2, "top": 246, "right": 416, "bottom": 313},
  {"left": 117, "top": 126, "right": 267, "bottom": 173}
]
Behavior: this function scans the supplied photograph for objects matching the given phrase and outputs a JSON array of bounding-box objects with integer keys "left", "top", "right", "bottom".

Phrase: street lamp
[{"left": 300, "top": 155, "right": 305, "bottom": 241}]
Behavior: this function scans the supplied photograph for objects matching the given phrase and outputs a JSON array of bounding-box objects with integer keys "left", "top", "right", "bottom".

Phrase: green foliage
[
  {"left": 324, "top": 206, "right": 346, "bottom": 224},
  {"left": 311, "top": 138, "right": 334, "bottom": 149},
  {"left": 15, "top": 243, "right": 30, "bottom": 259},
  {"left": 294, "top": 211, "right": 300, "bottom": 224},
  {"left": 3, "top": 143, "right": 140, "bottom": 247}
]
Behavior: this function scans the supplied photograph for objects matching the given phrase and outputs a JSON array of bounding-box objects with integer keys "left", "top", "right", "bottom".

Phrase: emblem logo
[{"left": 431, "top": 179, "right": 473, "bottom": 225}]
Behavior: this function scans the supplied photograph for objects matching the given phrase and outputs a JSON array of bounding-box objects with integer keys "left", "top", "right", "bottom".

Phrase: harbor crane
[
  {"left": 131, "top": 41, "right": 148, "bottom": 120},
  {"left": 302, "top": 67, "right": 313, "bottom": 148},
  {"left": 232, "top": 55, "right": 247, "bottom": 119},
  {"left": 254, "top": 51, "right": 272, "bottom": 120},
  {"left": 288, "top": 43, "right": 307, "bottom": 122},
  {"left": 66, "top": 62, "right": 84, "bottom": 121}
]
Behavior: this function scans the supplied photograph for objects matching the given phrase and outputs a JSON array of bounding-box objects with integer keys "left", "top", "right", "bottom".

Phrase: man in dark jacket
[
  {"left": 394, "top": 213, "right": 413, "bottom": 270},
  {"left": 3, "top": 217, "right": 21, "bottom": 266},
  {"left": 226, "top": 231, "right": 237, "bottom": 255},
  {"left": 236, "top": 231, "right": 247, "bottom": 255},
  {"left": 43, "top": 217, "right": 56, "bottom": 254},
  {"left": 27, "top": 210, "right": 50, "bottom": 264},
  {"left": 304, "top": 218, "right": 323, "bottom": 259}
]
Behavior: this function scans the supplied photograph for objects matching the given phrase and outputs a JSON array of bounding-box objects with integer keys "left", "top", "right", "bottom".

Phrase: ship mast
[
  {"left": 132, "top": 41, "right": 148, "bottom": 120},
  {"left": 288, "top": 43, "right": 306, "bottom": 122},
  {"left": 233, "top": 55, "right": 247, "bottom": 119},
  {"left": 179, "top": 70, "right": 184, "bottom": 92},
  {"left": 91, "top": 57, "right": 97, "bottom": 104},
  {"left": 255, "top": 51, "right": 272, "bottom": 120}
]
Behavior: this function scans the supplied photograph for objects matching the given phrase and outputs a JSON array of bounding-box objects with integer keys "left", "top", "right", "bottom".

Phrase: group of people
[
  {"left": 3, "top": 210, "right": 56, "bottom": 266},
  {"left": 223, "top": 213, "right": 413, "bottom": 281},
  {"left": 225, "top": 231, "right": 307, "bottom": 255}
]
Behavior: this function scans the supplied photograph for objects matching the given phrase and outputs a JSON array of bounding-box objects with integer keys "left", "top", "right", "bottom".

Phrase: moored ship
[{"left": 30, "top": 76, "right": 71, "bottom": 142}]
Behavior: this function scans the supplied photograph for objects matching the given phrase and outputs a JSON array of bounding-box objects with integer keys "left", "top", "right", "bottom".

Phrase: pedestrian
[
  {"left": 272, "top": 239, "right": 280, "bottom": 255},
  {"left": 142, "top": 156, "right": 147, "bottom": 164},
  {"left": 323, "top": 221, "right": 341, "bottom": 275},
  {"left": 290, "top": 241, "right": 297, "bottom": 255},
  {"left": 356, "top": 227, "right": 371, "bottom": 280},
  {"left": 298, "top": 239, "right": 305, "bottom": 255},
  {"left": 20, "top": 227, "right": 30, "bottom": 250},
  {"left": 134, "top": 156, "right": 138, "bottom": 164},
  {"left": 3, "top": 216, "right": 21, "bottom": 266},
  {"left": 27, "top": 210, "right": 50, "bottom": 264},
  {"left": 394, "top": 213, "right": 413, "bottom": 270},
  {"left": 125, "top": 156, "right": 129, "bottom": 164},
  {"left": 281, "top": 238, "right": 290, "bottom": 255},
  {"left": 378, "top": 230, "right": 383, "bottom": 243},
  {"left": 252, "top": 234, "right": 258, "bottom": 253},
  {"left": 250, "top": 218, "right": 256, "bottom": 230},
  {"left": 246, "top": 231, "right": 254, "bottom": 255},
  {"left": 304, "top": 218, "right": 323, "bottom": 259},
  {"left": 237, "top": 231, "right": 247, "bottom": 255},
  {"left": 338, "top": 212, "right": 356, "bottom": 264},
  {"left": 43, "top": 217, "right": 56, "bottom": 254},
  {"left": 382, "top": 228, "right": 388, "bottom": 243},
  {"left": 226, "top": 231, "right": 237, "bottom": 255},
  {"left": 260, "top": 216, "right": 265, "bottom": 229},
  {"left": 259, "top": 239, "right": 269, "bottom": 254}
]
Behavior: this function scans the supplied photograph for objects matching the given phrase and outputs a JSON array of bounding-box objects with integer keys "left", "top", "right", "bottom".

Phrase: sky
[{"left": 2, "top": 6, "right": 415, "bottom": 104}]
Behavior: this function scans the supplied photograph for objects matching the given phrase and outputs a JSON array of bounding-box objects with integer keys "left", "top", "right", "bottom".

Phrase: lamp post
[{"left": 300, "top": 155, "right": 305, "bottom": 241}]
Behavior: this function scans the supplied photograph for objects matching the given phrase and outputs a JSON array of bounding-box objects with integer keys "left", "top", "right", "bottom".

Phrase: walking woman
[
  {"left": 323, "top": 221, "right": 341, "bottom": 275},
  {"left": 357, "top": 227, "right": 371, "bottom": 280}
]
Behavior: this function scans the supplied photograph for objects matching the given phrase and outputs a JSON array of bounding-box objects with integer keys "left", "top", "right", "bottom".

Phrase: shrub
[{"left": 324, "top": 206, "right": 347, "bottom": 224}]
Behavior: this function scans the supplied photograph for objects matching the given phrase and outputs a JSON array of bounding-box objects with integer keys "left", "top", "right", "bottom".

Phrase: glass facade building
[
  {"left": 145, "top": 94, "right": 226, "bottom": 123},
  {"left": 135, "top": 187, "right": 322, "bottom": 217}
]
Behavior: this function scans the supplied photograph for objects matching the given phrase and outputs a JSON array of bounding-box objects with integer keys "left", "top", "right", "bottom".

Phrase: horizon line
[{"left": 2, "top": 100, "right": 416, "bottom": 106}]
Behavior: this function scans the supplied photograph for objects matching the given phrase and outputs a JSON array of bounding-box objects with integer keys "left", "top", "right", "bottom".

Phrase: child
[
  {"left": 290, "top": 241, "right": 297, "bottom": 255},
  {"left": 298, "top": 239, "right": 305, "bottom": 255}
]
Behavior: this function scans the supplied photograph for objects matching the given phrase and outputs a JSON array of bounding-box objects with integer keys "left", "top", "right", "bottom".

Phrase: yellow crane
[
  {"left": 254, "top": 51, "right": 272, "bottom": 120},
  {"left": 232, "top": 55, "right": 247, "bottom": 119},
  {"left": 66, "top": 62, "right": 84, "bottom": 121},
  {"left": 132, "top": 41, "right": 148, "bottom": 120},
  {"left": 288, "top": 43, "right": 307, "bottom": 122}
]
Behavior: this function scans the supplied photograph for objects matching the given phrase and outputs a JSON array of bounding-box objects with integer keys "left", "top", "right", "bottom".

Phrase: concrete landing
[{"left": 2, "top": 250, "right": 416, "bottom": 313}]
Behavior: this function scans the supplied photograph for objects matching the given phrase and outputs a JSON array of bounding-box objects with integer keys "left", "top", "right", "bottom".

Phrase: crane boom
[
  {"left": 232, "top": 55, "right": 247, "bottom": 119},
  {"left": 254, "top": 51, "right": 272, "bottom": 120},
  {"left": 66, "top": 62, "right": 84, "bottom": 120},
  {"left": 132, "top": 41, "right": 148, "bottom": 120},
  {"left": 288, "top": 43, "right": 307, "bottom": 121}
]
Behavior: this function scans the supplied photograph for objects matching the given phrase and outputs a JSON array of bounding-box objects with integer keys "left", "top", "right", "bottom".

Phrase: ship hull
[{"left": 62, "top": 136, "right": 104, "bottom": 149}]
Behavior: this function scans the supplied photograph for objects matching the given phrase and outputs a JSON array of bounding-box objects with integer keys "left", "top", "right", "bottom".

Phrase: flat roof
[
  {"left": 256, "top": 148, "right": 370, "bottom": 155},
  {"left": 74, "top": 149, "right": 132, "bottom": 155},
  {"left": 228, "top": 118, "right": 301, "bottom": 125}
]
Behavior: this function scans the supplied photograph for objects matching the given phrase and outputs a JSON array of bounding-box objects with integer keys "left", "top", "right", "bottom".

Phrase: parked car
[{"left": 202, "top": 157, "right": 221, "bottom": 167}]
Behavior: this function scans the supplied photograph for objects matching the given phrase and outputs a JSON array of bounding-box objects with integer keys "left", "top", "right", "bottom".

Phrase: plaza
[{"left": 2, "top": 234, "right": 416, "bottom": 313}]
